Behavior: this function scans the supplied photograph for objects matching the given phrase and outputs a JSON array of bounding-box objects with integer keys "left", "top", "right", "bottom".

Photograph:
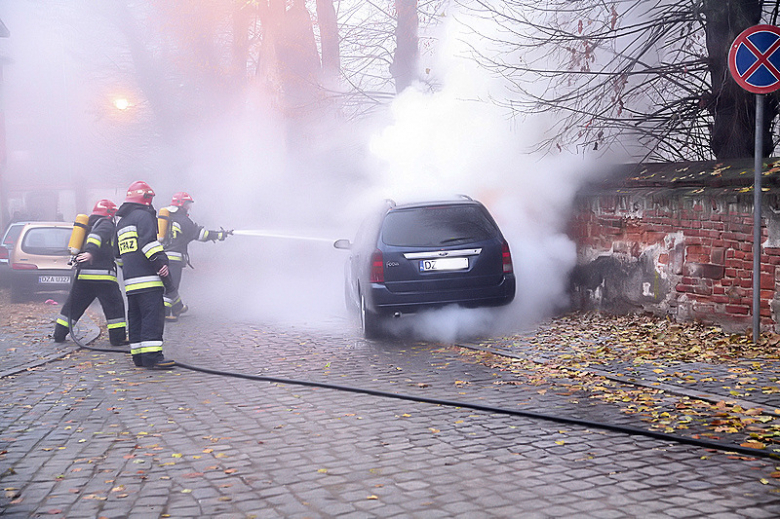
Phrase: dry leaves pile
[
  {"left": 517, "top": 312, "right": 780, "bottom": 363},
  {"left": 460, "top": 312, "right": 780, "bottom": 455}
]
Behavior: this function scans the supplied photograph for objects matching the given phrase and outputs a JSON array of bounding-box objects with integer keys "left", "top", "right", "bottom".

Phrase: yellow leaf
[
  {"left": 367, "top": 495, "right": 379, "bottom": 500},
  {"left": 761, "top": 479, "right": 770, "bottom": 485},
  {"left": 203, "top": 448, "right": 213, "bottom": 453},
  {"left": 429, "top": 428, "right": 440, "bottom": 434},
  {"left": 555, "top": 440, "right": 565, "bottom": 445},
  {"left": 181, "top": 489, "right": 192, "bottom": 493},
  {"left": 318, "top": 469, "right": 328, "bottom": 473},
  {"left": 172, "top": 453, "right": 183, "bottom": 458}
]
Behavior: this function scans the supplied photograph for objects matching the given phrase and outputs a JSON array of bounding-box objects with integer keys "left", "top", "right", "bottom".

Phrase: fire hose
[{"left": 63, "top": 318, "right": 780, "bottom": 461}]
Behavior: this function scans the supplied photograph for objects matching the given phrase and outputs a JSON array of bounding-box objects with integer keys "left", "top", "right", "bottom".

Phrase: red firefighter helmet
[
  {"left": 92, "top": 199, "right": 118, "bottom": 217},
  {"left": 125, "top": 181, "right": 155, "bottom": 205},
  {"left": 171, "top": 192, "right": 194, "bottom": 207}
]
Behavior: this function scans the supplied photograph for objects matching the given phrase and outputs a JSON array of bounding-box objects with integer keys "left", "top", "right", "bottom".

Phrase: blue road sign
[{"left": 729, "top": 24, "right": 780, "bottom": 94}]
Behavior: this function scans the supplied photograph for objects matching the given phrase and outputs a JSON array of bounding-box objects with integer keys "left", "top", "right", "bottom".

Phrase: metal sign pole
[
  {"left": 727, "top": 24, "right": 780, "bottom": 343},
  {"left": 753, "top": 93, "right": 764, "bottom": 344}
]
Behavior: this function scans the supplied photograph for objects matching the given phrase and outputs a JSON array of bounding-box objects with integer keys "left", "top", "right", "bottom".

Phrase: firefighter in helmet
[
  {"left": 115, "top": 181, "right": 175, "bottom": 369},
  {"left": 53, "top": 199, "right": 127, "bottom": 346},
  {"left": 161, "top": 191, "right": 231, "bottom": 321}
]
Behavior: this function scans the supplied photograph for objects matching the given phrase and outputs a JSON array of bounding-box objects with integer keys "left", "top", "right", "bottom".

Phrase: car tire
[{"left": 360, "top": 293, "right": 382, "bottom": 339}]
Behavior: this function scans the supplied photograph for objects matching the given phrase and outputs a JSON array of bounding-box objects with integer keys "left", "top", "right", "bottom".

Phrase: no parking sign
[{"left": 728, "top": 24, "right": 780, "bottom": 94}]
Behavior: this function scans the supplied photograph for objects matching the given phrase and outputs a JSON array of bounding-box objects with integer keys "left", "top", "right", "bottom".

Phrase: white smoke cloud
[
  {"left": 1, "top": 3, "right": 599, "bottom": 342},
  {"left": 362, "top": 6, "right": 595, "bottom": 340}
]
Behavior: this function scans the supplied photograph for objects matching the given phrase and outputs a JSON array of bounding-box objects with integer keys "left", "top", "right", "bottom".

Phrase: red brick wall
[{"left": 569, "top": 193, "right": 780, "bottom": 332}]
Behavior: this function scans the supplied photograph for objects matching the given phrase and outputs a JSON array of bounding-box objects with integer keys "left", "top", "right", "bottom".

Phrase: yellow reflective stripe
[
  {"left": 142, "top": 240, "right": 164, "bottom": 257},
  {"left": 126, "top": 280, "right": 164, "bottom": 292},
  {"left": 117, "top": 227, "right": 138, "bottom": 238},
  {"left": 77, "top": 274, "right": 117, "bottom": 282},
  {"left": 131, "top": 345, "right": 163, "bottom": 355},
  {"left": 144, "top": 245, "right": 164, "bottom": 258},
  {"left": 56, "top": 318, "right": 69, "bottom": 327},
  {"left": 107, "top": 321, "right": 126, "bottom": 329},
  {"left": 86, "top": 234, "right": 102, "bottom": 247}
]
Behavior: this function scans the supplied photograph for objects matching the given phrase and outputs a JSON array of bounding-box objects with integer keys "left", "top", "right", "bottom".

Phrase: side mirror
[{"left": 333, "top": 238, "right": 352, "bottom": 250}]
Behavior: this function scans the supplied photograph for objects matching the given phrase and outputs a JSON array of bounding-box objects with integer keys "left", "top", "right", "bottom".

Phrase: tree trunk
[
  {"left": 316, "top": 0, "right": 340, "bottom": 85},
  {"left": 392, "top": 0, "right": 419, "bottom": 93},
  {"left": 231, "top": 2, "right": 253, "bottom": 83},
  {"left": 704, "top": 0, "right": 776, "bottom": 159}
]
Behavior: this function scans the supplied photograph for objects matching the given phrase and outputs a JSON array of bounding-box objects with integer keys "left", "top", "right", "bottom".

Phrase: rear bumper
[
  {"left": 369, "top": 274, "right": 515, "bottom": 315},
  {"left": 10, "top": 268, "right": 73, "bottom": 294}
]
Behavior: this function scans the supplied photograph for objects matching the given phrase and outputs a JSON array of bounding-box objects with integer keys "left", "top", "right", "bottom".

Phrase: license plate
[
  {"left": 419, "top": 257, "right": 468, "bottom": 272},
  {"left": 39, "top": 275, "right": 70, "bottom": 284}
]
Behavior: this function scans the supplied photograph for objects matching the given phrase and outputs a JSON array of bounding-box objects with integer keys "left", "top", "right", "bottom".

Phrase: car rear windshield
[
  {"left": 21, "top": 228, "right": 72, "bottom": 255},
  {"left": 381, "top": 205, "right": 499, "bottom": 247}
]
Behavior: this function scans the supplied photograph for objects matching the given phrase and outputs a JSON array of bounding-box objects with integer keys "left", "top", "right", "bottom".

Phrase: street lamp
[{"left": 113, "top": 97, "right": 130, "bottom": 111}]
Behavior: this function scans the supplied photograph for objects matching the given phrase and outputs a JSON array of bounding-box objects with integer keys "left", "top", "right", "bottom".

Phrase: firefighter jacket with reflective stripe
[
  {"left": 163, "top": 205, "right": 225, "bottom": 266},
  {"left": 76, "top": 215, "right": 118, "bottom": 282},
  {"left": 115, "top": 203, "right": 168, "bottom": 294}
]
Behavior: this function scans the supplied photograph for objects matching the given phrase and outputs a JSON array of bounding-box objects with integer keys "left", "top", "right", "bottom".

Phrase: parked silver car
[
  {"left": 0, "top": 222, "right": 26, "bottom": 287},
  {"left": 8, "top": 221, "right": 74, "bottom": 302}
]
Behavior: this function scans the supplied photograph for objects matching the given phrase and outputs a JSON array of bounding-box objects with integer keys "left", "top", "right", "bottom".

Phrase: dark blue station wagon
[{"left": 334, "top": 197, "right": 516, "bottom": 338}]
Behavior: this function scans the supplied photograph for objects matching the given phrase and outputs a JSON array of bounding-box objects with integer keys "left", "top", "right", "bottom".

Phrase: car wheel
[{"left": 360, "top": 293, "right": 382, "bottom": 339}]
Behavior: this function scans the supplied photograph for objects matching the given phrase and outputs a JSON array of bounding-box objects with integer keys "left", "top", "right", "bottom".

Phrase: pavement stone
[{"left": 2, "top": 287, "right": 780, "bottom": 517}]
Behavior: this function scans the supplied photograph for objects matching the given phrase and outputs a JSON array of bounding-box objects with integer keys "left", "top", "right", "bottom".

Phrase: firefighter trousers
[
  {"left": 54, "top": 280, "right": 127, "bottom": 345},
  {"left": 164, "top": 263, "right": 185, "bottom": 317},
  {"left": 127, "top": 288, "right": 167, "bottom": 367}
]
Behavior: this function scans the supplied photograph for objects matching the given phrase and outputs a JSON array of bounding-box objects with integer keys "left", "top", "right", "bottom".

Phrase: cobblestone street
[{"left": 2, "top": 289, "right": 780, "bottom": 518}]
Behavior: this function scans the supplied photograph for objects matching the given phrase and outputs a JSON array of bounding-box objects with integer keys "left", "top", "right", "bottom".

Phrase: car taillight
[
  {"left": 12, "top": 263, "right": 38, "bottom": 270},
  {"left": 370, "top": 249, "right": 384, "bottom": 283},
  {"left": 502, "top": 241, "right": 513, "bottom": 273}
]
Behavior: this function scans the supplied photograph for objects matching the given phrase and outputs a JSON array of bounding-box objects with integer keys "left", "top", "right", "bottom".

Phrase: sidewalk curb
[{"left": 456, "top": 342, "right": 777, "bottom": 415}]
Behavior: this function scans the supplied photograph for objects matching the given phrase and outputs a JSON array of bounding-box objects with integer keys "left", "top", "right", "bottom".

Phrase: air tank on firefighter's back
[
  {"left": 157, "top": 207, "right": 170, "bottom": 241},
  {"left": 68, "top": 214, "right": 90, "bottom": 255}
]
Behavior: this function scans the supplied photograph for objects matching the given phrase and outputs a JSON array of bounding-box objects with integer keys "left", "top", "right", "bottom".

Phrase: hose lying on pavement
[
  {"left": 65, "top": 337, "right": 780, "bottom": 461},
  {"left": 66, "top": 264, "right": 89, "bottom": 350}
]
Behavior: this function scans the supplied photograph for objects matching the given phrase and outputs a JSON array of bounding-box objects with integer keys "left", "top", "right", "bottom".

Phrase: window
[
  {"left": 21, "top": 228, "right": 72, "bottom": 255},
  {"left": 381, "top": 205, "right": 498, "bottom": 247}
]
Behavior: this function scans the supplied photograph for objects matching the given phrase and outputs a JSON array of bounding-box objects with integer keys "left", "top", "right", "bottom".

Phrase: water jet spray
[{"left": 231, "top": 229, "right": 336, "bottom": 244}]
